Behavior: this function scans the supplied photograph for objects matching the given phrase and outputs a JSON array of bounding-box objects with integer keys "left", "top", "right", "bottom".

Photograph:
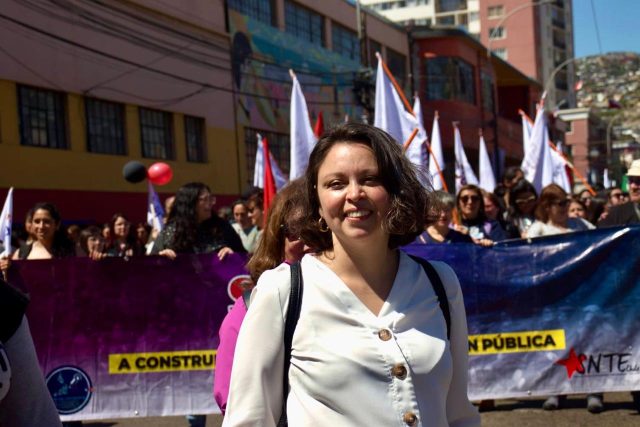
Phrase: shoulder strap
[
  {"left": 277, "top": 261, "right": 303, "bottom": 427},
  {"left": 409, "top": 255, "right": 451, "bottom": 340}
]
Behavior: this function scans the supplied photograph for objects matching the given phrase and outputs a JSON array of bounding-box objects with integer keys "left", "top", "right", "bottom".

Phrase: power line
[{"left": 589, "top": 0, "right": 603, "bottom": 55}]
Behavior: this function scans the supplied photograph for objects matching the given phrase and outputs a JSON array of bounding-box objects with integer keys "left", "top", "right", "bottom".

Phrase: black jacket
[{"left": 597, "top": 202, "right": 640, "bottom": 228}]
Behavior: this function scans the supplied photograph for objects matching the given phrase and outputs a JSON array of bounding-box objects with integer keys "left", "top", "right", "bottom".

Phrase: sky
[{"left": 573, "top": 0, "right": 640, "bottom": 57}]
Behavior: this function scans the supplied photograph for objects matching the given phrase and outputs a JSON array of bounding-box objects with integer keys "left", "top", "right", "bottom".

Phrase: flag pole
[
  {"left": 402, "top": 128, "right": 419, "bottom": 152},
  {"left": 424, "top": 112, "right": 448, "bottom": 193}
]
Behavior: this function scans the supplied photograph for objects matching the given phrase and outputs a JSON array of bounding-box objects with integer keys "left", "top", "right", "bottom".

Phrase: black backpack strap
[
  {"left": 409, "top": 255, "right": 451, "bottom": 340},
  {"left": 277, "top": 261, "right": 303, "bottom": 427}
]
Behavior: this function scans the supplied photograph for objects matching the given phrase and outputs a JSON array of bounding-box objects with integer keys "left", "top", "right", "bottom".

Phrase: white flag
[
  {"left": 478, "top": 134, "right": 496, "bottom": 193},
  {"left": 289, "top": 72, "right": 318, "bottom": 179},
  {"left": 520, "top": 110, "right": 533, "bottom": 159},
  {"left": 413, "top": 95, "right": 430, "bottom": 185},
  {"left": 521, "top": 106, "right": 554, "bottom": 193},
  {"left": 603, "top": 168, "right": 611, "bottom": 189},
  {"left": 0, "top": 188, "right": 14, "bottom": 257},
  {"left": 147, "top": 182, "right": 165, "bottom": 233},
  {"left": 454, "top": 125, "right": 478, "bottom": 194},
  {"left": 254, "top": 134, "right": 288, "bottom": 190},
  {"left": 429, "top": 113, "right": 445, "bottom": 190},
  {"left": 550, "top": 141, "right": 572, "bottom": 193},
  {"left": 373, "top": 54, "right": 426, "bottom": 185}
]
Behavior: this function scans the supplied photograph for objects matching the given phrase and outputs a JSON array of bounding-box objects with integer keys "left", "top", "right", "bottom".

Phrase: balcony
[{"left": 552, "top": 18, "right": 565, "bottom": 29}]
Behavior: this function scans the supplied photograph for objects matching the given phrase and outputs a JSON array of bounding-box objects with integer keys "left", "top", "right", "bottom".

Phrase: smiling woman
[{"left": 223, "top": 123, "right": 480, "bottom": 427}]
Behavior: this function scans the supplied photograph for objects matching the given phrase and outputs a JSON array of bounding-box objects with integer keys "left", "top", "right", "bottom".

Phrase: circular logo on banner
[
  {"left": 227, "top": 274, "right": 252, "bottom": 302},
  {"left": 45, "top": 366, "right": 93, "bottom": 414}
]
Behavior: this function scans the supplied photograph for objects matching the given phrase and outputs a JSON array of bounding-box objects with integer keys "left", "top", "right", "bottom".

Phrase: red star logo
[{"left": 556, "top": 348, "right": 586, "bottom": 379}]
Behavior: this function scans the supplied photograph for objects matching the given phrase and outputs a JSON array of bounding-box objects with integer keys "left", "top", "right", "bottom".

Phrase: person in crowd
[
  {"left": 105, "top": 214, "right": 141, "bottom": 258},
  {"left": 223, "top": 123, "right": 479, "bottom": 426},
  {"left": 134, "top": 222, "right": 154, "bottom": 254},
  {"left": 101, "top": 223, "right": 110, "bottom": 241},
  {"left": 568, "top": 197, "right": 588, "bottom": 220},
  {"left": 217, "top": 206, "right": 232, "bottom": 222},
  {"left": 1, "top": 202, "right": 75, "bottom": 276},
  {"left": 585, "top": 196, "right": 607, "bottom": 225},
  {"left": 597, "top": 159, "right": 640, "bottom": 412},
  {"left": 494, "top": 166, "right": 524, "bottom": 210},
  {"left": 163, "top": 195, "right": 175, "bottom": 224},
  {"left": 152, "top": 182, "right": 245, "bottom": 261},
  {"left": 0, "top": 278, "right": 63, "bottom": 427},
  {"left": 504, "top": 179, "right": 538, "bottom": 238},
  {"left": 214, "top": 179, "right": 309, "bottom": 414},
  {"left": 578, "top": 188, "right": 594, "bottom": 210},
  {"left": 246, "top": 192, "right": 264, "bottom": 237},
  {"left": 456, "top": 184, "right": 507, "bottom": 244},
  {"left": 415, "top": 191, "right": 472, "bottom": 244},
  {"left": 230, "top": 200, "right": 260, "bottom": 253},
  {"left": 598, "top": 162, "right": 640, "bottom": 228},
  {"left": 77, "top": 225, "right": 106, "bottom": 259},
  {"left": 23, "top": 208, "right": 35, "bottom": 246},
  {"left": 606, "top": 187, "right": 624, "bottom": 208},
  {"left": 526, "top": 184, "right": 595, "bottom": 238},
  {"left": 152, "top": 183, "right": 245, "bottom": 427},
  {"left": 482, "top": 190, "right": 518, "bottom": 238},
  {"left": 67, "top": 224, "right": 81, "bottom": 251}
]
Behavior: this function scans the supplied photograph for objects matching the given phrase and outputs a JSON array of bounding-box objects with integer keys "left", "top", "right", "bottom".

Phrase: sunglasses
[
  {"left": 552, "top": 199, "right": 570, "bottom": 208},
  {"left": 460, "top": 195, "right": 480, "bottom": 204},
  {"left": 515, "top": 196, "right": 536, "bottom": 205},
  {"left": 629, "top": 176, "right": 640, "bottom": 185},
  {"left": 610, "top": 192, "right": 623, "bottom": 199}
]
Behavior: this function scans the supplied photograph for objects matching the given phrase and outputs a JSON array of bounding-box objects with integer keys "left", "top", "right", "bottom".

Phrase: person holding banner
[
  {"left": 224, "top": 123, "right": 479, "bottom": 426},
  {"left": 415, "top": 191, "right": 472, "bottom": 244},
  {"left": 455, "top": 184, "right": 507, "bottom": 244},
  {"left": 526, "top": 184, "right": 594, "bottom": 238},
  {"left": 1, "top": 203, "right": 74, "bottom": 275}
]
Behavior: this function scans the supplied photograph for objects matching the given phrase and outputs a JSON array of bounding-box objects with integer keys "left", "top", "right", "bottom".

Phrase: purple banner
[{"left": 9, "top": 254, "right": 249, "bottom": 421}]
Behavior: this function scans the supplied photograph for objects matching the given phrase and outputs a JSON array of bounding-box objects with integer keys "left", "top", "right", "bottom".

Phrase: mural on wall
[{"left": 228, "top": 10, "right": 362, "bottom": 133}]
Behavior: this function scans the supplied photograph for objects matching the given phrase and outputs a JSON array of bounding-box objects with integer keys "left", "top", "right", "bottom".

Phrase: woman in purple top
[{"left": 214, "top": 179, "right": 310, "bottom": 413}]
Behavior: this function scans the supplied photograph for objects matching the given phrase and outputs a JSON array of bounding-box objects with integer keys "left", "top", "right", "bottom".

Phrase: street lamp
[
  {"left": 486, "top": 0, "right": 555, "bottom": 58},
  {"left": 606, "top": 110, "right": 626, "bottom": 178}
]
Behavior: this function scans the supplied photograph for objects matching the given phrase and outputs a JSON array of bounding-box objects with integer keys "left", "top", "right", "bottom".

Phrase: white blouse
[{"left": 223, "top": 252, "right": 479, "bottom": 427}]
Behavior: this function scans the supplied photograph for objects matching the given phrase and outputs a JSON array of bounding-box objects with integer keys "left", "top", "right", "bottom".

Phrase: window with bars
[
  {"left": 488, "top": 26, "right": 506, "bottom": 40},
  {"left": 228, "top": 0, "right": 274, "bottom": 25},
  {"left": 139, "top": 108, "right": 174, "bottom": 160},
  {"left": 85, "top": 98, "right": 126, "bottom": 155},
  {"left": 185, "top": 115, "right": 206, "bottom": 163},
  {"left": 244, "top": 127, "right": 290, "bottom": 186},
  {"left": 17, "top": 85, "right": 67, "bottom": 149},
  {"left": 331, "top": 23, "right": 360, "bottom": 63},
  {"left": 425, "top": 56, "right": 476, "bottom": 105},
  {"left": 285, "top": 1, "right": 323, "bottom": 46}
]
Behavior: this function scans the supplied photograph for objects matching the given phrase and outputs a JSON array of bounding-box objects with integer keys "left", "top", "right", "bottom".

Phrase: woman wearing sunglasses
[
  {"left": 505, "top": 179, "right": 538, "bottom": 238},
  {"left": 455, "top": 184, "right": 508, "bottom": 245},
  {"left": 525, "top": 184, "right": 594, "bottom": 238}
]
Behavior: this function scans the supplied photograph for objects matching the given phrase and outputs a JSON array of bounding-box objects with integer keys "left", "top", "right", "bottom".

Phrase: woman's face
[
  {"left": 514, "top": 191, "right": 537, "bottom": 215},
  {"left": 458, "top": 190, "right": 481, "bottom": 220},
  {"left": 283, "top": 208, "right": 309, "bottom": 263},
  {"left": 113, "top": 216, "right": 130, "bottom": 239},
  {"left": 87, "top": 235, "right": 105, "bottom": 253},
  {"left": 483, "top": 196, "right": 499, "bottom": 221},
  {"left": 431, "top": 207, "right": 453, "bottom": 228},
  {"left": 32, "top": 209, "right": 58, "bottom": 243},
  {"left": 568, "top": 201, "right": 586, "bottom": 219},
  {"left": 547, "top": 197, "right": 569, "bottom": 225},
  {"left": 136, "top": 225, "right": 148, "bottom": 242},
  {"left": 196, "top": 191, "right": 214, "bottom": 223},
  {"left": 248, "top": 202, "right": 263, "bottom": 228},
  {"left": 316, "top": 142, "right": 390, "bottom": 245}
]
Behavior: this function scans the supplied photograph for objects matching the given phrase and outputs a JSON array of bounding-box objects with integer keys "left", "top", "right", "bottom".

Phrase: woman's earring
[{"left": 318, "top": 217, "right": 330, "bottom": 233}]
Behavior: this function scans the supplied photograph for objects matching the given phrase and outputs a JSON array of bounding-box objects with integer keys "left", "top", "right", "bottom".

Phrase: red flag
[
  {"left": 314, "top": 111, "right": 324, "bottom": 138},
  {"left": 262, "top": 137, "right": 277, "bottom": 225}
]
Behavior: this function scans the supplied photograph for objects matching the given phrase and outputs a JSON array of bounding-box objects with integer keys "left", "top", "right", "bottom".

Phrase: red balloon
[{"left": 147, "top": 162, "right": 173, "bottom": 186}]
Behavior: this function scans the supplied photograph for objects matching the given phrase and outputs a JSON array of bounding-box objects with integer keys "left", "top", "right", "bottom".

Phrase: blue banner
[{"left": 405, "top": 225, "right": 640, "bottom": 400}]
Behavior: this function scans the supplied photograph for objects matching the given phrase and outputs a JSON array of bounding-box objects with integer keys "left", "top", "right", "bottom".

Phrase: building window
[
  {"left": 436, "top": 0, "right": 467, "bottom": 13},
  {"left": 17, "top": 85, "right": 67, "bottom": 149},
  {"left": 436, "top": 15, "right": 455, "bottom": 25},
  {"left": 481, "top": 72, "right": 495, "bottom": 112},
  {"left": 244, "top": 127, "right": 290, "bottom": 185},
  {"left": 285, "top": 1, "right": 323, "bottom": 46},
  {"left": 487, "top": 5, "right": 504, "bottom": 19},
  {"left": 386, "top": 49, "right": 407, "bottom": 88},
  {"left": 139, "top": 108, "right": 174, "bottom": 159},
  {"left": 488, "top": 26, "right": 506, "bottom": 39},
  {"left": 184, "top": 116, "right": 206, "bottom": 163},
  {"left": 227, "top": 0, "right": 274, "bottom": 25},
  {"left": 85, "top": 98, "right": 126, "bottom": 155},
  {"left": 425, "top": 56, "right": 476, "bottom": 104},
  {"left": 331, "top": 23, "right": 360, "bottom": 63},
  {"left": 492, "top": 48, "right": 507, "bottom": 60}
]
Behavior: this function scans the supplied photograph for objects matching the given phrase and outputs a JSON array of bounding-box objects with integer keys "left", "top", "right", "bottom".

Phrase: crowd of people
[{"left": 1, "top": 123, "right": 639, "bottom": 426}]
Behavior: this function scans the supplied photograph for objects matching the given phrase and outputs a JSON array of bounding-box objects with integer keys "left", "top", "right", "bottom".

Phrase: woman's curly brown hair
[{"left": 298, "top": 123, "right": 430, "bottom": 251}]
